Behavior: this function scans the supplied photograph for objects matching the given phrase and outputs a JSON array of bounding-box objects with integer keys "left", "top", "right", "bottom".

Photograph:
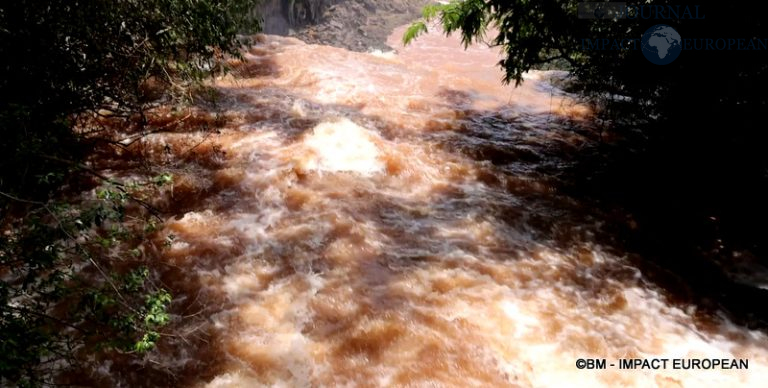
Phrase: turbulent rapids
[{"left": 85, "top": 26, "right": 768, "bottom": 387}]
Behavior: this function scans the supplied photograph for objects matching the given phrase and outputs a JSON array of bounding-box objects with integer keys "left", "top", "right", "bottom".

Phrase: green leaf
[
  {"left": 403, "top": 21, "right": 428, "bottom": 45},
  {"left": 153, "top": 173, "right": 173, "bottom": 186},
  {"left": 134, "top": 331, "right": 160, "bottom": 353}
]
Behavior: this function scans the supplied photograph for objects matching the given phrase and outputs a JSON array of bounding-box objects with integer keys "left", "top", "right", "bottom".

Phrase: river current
[{"left": 83, "top": 25, "right": 768, "bottom": 387}]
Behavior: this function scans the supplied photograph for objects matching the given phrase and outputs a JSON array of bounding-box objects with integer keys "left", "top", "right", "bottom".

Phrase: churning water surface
[{"left": 87, "top": 25, "right": 768, "bottom": 387}]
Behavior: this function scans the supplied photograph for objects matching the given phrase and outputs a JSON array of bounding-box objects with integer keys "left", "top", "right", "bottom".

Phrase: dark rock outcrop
[{"left": 259, "top": 0, "right": 432, "bottom": 51}]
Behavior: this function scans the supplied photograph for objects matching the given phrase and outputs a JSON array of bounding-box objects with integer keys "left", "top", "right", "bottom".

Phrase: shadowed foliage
[
  {"left": 1, "top": 1, "right": 262, "bottom": 385},
  {"left": 405, "top": 0, "right": 768, "bottom": 326}
]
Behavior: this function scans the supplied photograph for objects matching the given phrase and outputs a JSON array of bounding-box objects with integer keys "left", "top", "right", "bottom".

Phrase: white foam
[
  {"left": 298, "top": 117, "right": 384, "bottom": 175},
  {"left": 369, "top": 49, "right": 397, "bottom": 60}
]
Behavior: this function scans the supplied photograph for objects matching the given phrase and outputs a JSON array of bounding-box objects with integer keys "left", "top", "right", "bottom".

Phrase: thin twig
[
  {"left": 5, "top": 304, "right": 89, "bottom": 334},
  {"left": 116, "top": 112, "right": 193, "bottom": 147},
  {"left": 0, "top": 191, "right": 45, "bottom": 205}
]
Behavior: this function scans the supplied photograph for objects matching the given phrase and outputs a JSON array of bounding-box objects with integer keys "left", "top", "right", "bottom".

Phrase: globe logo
[
  {"left": 593, "top": 6, "right": 606, "bottom": 19},
  {"left": 641, "top": 24, "right": 682, "bottom": 65}
]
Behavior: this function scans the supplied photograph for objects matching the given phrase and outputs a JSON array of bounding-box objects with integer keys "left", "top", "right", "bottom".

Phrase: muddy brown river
[{"left": 83, "top": 25, "right": 768, "bottom": 387}]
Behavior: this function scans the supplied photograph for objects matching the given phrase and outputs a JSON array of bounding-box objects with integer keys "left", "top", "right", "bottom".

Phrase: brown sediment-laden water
[{"left": 81, "top": 24, "right": 768, "bottom": 387}]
